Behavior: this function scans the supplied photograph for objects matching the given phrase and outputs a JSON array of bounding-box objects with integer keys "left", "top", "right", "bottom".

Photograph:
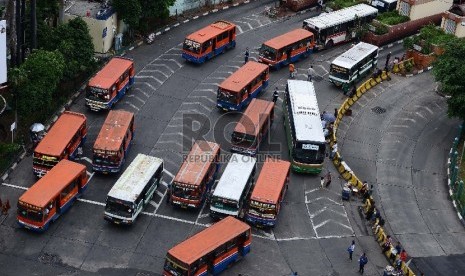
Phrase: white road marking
[
  {"left": 313, "top": 219, "right": 353, "bottom": 232},
  {"left": 234, "top": 20, "right": 253, "bottom": 30},
  {"left": 181, "top": 102, "right": 210, "bottom": 112},
  {"left": 2, "top": 182, "right": 27, "bottom": 190},
  {"left": 188, "top": 95, "right": 216, "bottom": 104},
  {"left": 77, "top": 198, "right": 106, "bottom": 206},
  {"left": 156, "top": 190, "right": 164, "bottom": 198},
  {"left": 134, "top": 88, "right": 150, "bottom": 98},
  {"left": 161, "top": 181, "right": 169, "bottom": 188},
  {"left": 136, "top": 75, "right": 163, "bottom": 84},
  {"left": 123, "top": 101, "right": 141, "bottom": 111},
  {"left": 149, "top": 200, "right": 159, "bottom": 208},
  {"left": 157, "top": 58, "right": 182, "bottom": 68},
  {"left": 87, "top": 172, "right": 95, "bottom": 183},
  {"left": 140, "top": 69, "right": 170, "bottom": 78},
  {"left": 147, "top": 64, "right": 174, "bottom": 74},
  {"left": 140, "top": 82, "right": 158, "bottom": 92},
  {"left": 81, "top": 157, "right": 93, "bottom": 164},
  {"left": 163, "top": 169, "right": 174, "bottom": 179}
]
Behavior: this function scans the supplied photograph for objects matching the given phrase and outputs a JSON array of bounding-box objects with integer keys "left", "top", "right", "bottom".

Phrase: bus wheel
[{"left": 325, "top": 40, "right": 334, "bottom": 49}]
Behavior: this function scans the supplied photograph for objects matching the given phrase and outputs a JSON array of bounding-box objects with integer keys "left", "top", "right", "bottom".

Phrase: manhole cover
[{"left": 371, "top": 106, "right": 386, "bottom": 114}]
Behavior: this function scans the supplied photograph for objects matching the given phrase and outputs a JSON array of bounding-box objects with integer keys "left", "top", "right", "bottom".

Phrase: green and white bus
[
  {"left": 104, "top": 154, "right": 163, "bottom": 225},
  {"left": 329, "top": 42, "right": 379, "bottom": 93},
  {"left": 283, "top": 80, "right": 326, "bottom": 173}
]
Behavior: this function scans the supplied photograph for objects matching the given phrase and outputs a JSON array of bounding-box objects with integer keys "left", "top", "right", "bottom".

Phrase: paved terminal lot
[{"left": 0, "top": 1, "right": 464, "bottom": 275}]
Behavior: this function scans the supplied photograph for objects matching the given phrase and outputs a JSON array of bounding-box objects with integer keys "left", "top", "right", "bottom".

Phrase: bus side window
[
  {"left": 214, "top": 244, "right": 227, "bottom": 257},
  {"left": 60, "top": 181, "right": 77, "bottom": 203},
  {"left": 226, "top": 239, "right": 236, "bottom": 251}
]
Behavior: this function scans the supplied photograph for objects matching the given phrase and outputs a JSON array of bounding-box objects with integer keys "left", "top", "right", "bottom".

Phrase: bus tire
[{"left": 325, "top": 40, "right": 334, "bottom": 49}]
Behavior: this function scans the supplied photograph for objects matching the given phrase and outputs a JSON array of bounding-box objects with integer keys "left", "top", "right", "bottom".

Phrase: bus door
[
  {"left": 229, "top": 29, "right": 234, "bottom": 42},
  {"left": 212, "top": 38, "right": 217, "bottom": 53}
]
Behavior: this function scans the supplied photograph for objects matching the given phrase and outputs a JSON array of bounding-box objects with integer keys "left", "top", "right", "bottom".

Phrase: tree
[
  {"left": 139, "top": 0, "right": 175, "bottom": 22},
  {"left": 38, "top": 17, "right": 94, "bottom": 79},
  {"left": 36, "top": 0, "right": 59, "bottom": 26},
  {"left": 11, "top": 50, "right": 65, "bottom": 119},
  {"left": 432, "top": 37, "right": 465, "bottom": 121},
  {"left": 112, "top": 0, "right": 142, "bottom": 29}
]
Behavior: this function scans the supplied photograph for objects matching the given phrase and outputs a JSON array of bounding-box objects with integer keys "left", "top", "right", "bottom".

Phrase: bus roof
[
  {"left": 303, "top": 4, "right": 378, "bottom": 30},
  {"left": 263, "top": 28, "right": 313, "bottom": 50},
  {"left": 168, "top": 216, "right": 250, "bottom": 265},
  {"left": 212, "top": 153, "right": 256, "bottom": 202},
  {"left": 186, "top": 20, "right": 236, "bottom": 44},
  {"left": 35, "top": 111, "right": 86, "bottom": 157},
  {"left": 88, "top": 57, "right": 133, "bottom": 90},
  {"left": 107, "top": 154, "right": 163, "bottom": 203},
  {"left": 287, "top": 80, "right": 325, "bottom": 143},
  {"left": 174, "top": 140, "right": 221, "bottom": 186},
  {"left": 332, "top": 42, "right": 379, "bottom": 69},
  {"left": 234, "top": 99, "right": 274, "bottom": 136},
  {"left": 19, "top": 160, "right": 86, "bottom": 208},
  {"left": 219, "top": 61, "right": 269, "bottom": 93},
  {"left": 250, "top": 158, "right": 291, "bottom": 205},
  {"left": 93, "top": 110, "right": 134, "bottom": 153}
]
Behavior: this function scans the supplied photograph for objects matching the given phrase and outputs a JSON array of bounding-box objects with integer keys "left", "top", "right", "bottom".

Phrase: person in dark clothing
[
  {"left": 359, "top": 253, "right": 368, "bottom": 274},
  {"left": 272, "top": 88, "right": 279, "bottom": 103},
  {"left": 334, "top": 108, "right": 338, "bottom": 119},
  {"left": 385, "top": 52, "right": 391, "bottom": 71},
  {"left": 348, "top": 240, "right": 355, "bottom": 260},
  {"left": 244, "top": 48, "right": 249, "bottom": 63}
]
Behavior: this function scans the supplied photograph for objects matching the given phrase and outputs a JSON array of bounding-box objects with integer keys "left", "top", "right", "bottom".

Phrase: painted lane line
[
  {"left": 134, "top": 88, "right": 150, "bottom": 98},
  {"left": 139, "top": 70, "right": 170, "bottom": 78},
  {"left": 123, "top": 101, "right": 141, "bottom": 111},
  {"left": 77, "top": 198, "right": 106, "bottom": 206},
  {"left": 87, "top": 172, "right": 95, "bottom": 183},
  {"left": 157, "top": 58, "right": 182, "bottom": 68},
  {"left": 135, "top": 75, "right": 163, "bottom": 85},
  {"left": 236, "top": 25, "right": 243, "bottom": 34},
  {"left": 163, "top": 169, "right": 174, "bottom": 179},
  {"left": 161, "top": 181, "right": 169, "bottom": 188},
  {"left": 313, "top": 219, "right": 353, "bottom": 232},
  {"left": 306, "top": 196, "right": 342, "bottom": 206},
  {"left": 81, "top": 157, "right": 93, "bottom": 164},
  {"left": 235, "top": 20, "right": 253, "bottom": 30},
  {"left": 140, "top": 82, "right": 158, "bottom": 92},
  {"left": 188, "top": 95, "right": 216, "bottom": 105},
  {"left": 2, "top": 182, "right": 28, "bottom": 190},
  {"left": 149, "top": 200, "right": 159, "bottom": 208},
  {"left": 147, "top": 64, "right": 174, "bottom": 74},
  {"left": 156, "top": 190, "right": 164, "bottom": 198},
  {"left": 181, "top": 102, "right": 211, "bottom": 112}
]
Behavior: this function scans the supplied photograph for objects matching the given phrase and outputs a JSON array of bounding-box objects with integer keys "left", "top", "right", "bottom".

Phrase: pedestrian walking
[
  {"left": 329, "top": 141, "right": 338, "bottom": 159},
  {"left": 318, "top": 0, "right": 324, "bottom": 11},
  {"left": 307, "top": 65, "right": 316, "bottom": 82},
  {"left": 359, "top": 253, "right": 368, "bottom": 274},
  {"left": 272, "top": 88, "right": 279, "bottom": 104},
  {"left": 334, "top": 108, "right": 338, "bottom": 119},
  {"left": 348, "top": 240, "right": 355, "bottom": 260},
  {"left": 385, "top": 52, "right": 391, "bottom": 71},
  {"left": 289, "top": 63, "right": 295, "bottom": 79},
  {"left": 320, "top": 176, "right": 325, "bottom": 188},
  {"left": 2, "top": 199, "right": 10, "bottom": 215},
  {"left": 244, "top": 48, "right": 250, "bottom": 64},
  {"left": 324, "top": 171, "right": 332, "bottom": 188}
]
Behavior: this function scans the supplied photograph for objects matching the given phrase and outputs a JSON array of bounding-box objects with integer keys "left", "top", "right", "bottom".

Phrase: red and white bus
[
  {"left": 217, "top": 61, "right": 270, "bottom": 111},
  {"left": 33, "top": 111, "right": 87, "bottom": 178},
  {"left": 85, "top": 57, "right": 135, "bottom": 111},
  {"left": 169, "top": 140, "right": 221, "bottom": 209},
  {"left": 182, "top": 20, "right": 236, "bottom": 64},
  {"left": 302, "top": 4, "right": 378, "bottom": 50},
  {"left": 245, "top": 157, "right": 291, "bottom": 227},
  {"left": 231, "top": 98, "right": 274, "bottom": 156},
  {"left": 17, "top": 159, "right": 88, "bottom": 232},
  {"left": 258, "top": 28, "right": 314, "bottom": 70},
  {"left": 93, "top": 110, "right": 135, "bottom": 173},
  {"left": 163, "top": 216, "right": 251, "bottom": 276}
]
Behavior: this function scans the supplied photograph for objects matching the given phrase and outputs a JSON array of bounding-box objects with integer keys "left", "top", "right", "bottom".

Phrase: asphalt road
[{"left": 0, "top": 1, "right": 462, "bottom": 275}]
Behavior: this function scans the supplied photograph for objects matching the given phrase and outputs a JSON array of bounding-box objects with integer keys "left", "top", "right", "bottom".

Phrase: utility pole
[
  {"left": 31, "top": 0, "right": 37, "bottom": 49},
  {"left": 15, "top": 0, "right": 21, "bottom": 66}
]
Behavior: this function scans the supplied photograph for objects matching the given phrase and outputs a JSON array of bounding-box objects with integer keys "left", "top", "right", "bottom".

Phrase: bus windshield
[
  {"left": 217, "top": 88, "right": 238, "bottom": 104},
  {"left": 164, "top": 257, "right": 188, "bottom": 276},
  {"left": 171, "top": 183, "right": 200, "bottom": 200},
  {"left": 293, "top": 142, "right": 326, "bottom": 164},
  {"left": 17, "top": 204, "right": 44, "bottom": 222},
  {"left": 86, "top": 87, "right": 109, "bottom": 101},
  {"left": 33, "top": 156, "right": 59, "bottom": 168},
  {"left": 211, "top": 196, "right": 238, "bottom": 212},
  {"left": 183, "top": 39, "right": 201, "bottom": 54},
  {"left": 105, "top": 197, "right": 133, "bottom": 218},
  {"left": 94, "top": 154, "right": 120, "bottom": 166},
  {"left": 249, "top": 201, "right": 276, "bottom": 218},
  {"left": 330, "top": 64, "right": 350, "bottom": 80},
  {"left": 259, "top": 44, "right": 277, "bottom": 61},
  {"left": 231, "top": 132, "right": 256, "bottom": 148}
]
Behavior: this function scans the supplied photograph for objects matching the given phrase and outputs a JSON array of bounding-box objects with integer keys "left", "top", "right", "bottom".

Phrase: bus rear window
[
  {"left": 172, "top": 183, "right": 199, "bottom": 200},
  {"left": 217, "top": 88, "right": 238, "bottom": 104},
  {"left": 231, "top": 132, "right": 256, "bottom": 148},
  {"left": 330, "top": 64, "right": 349, "bottom": 80},
  {"left": 259, "top": 45, "right": 277, "bottom": 60},
  {"left": 105, "top": 197, "right": 133, "bottom": 218},
  {"left": 211, "top": 196, "right": 238, "bottom": 211}
]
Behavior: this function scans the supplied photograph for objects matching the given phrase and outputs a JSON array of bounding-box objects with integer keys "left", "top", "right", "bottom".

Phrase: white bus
[
  {"left": 283, "top": 80, "right": 326, "bottom": 174},
  {"left": 209, "top": 153, "right": 256, "bottom": 219},
  {"left": 302, "top": 4, "right": 378, "bottom": 50},
  {"left": 104, "top": 154, "right": 164, "bottom": 225},
  {"left": 329, "top": 42, "right": 379, "bottom": 93}
]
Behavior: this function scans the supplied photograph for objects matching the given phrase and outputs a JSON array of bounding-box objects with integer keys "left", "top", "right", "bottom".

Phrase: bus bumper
[
  {"left": 171, "top": 199, "right": 200, "bottom": 209},
  {"left": 217, "top": 102, "right": 238, "bottom": 111},
  {"left": 17, "top": 219, "right": 47, "bottom": 232},
  {"left": 85, "top": 98, "right": 110, "bottom": 112},
  {"left": 245, "top": 214, "right": 275, "bottom": 227},
  {"left": 104, "top": 214, "right": 133, "bottom": 225},
  {"left": 182, "top": 52, "right": 204, "bottom": 64},
  {"left": 92, "top": 165, "right": 121, "bottom": 174},
  {"left": 291, "top": 162, "right": 322, "bottom": 174},
  {"left": 230, "top": 146, "right": 257, "bottom": 156}
]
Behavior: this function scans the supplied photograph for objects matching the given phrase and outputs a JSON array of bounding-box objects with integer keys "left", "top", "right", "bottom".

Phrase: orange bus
[
  {"left": 217, "top": 61, "right": 270, "bottom": 111},
  {"left": 182, "top": 20, "right": 236, "bottom": 64},
  {"left": 245, "top": 157, "right": 291, "bottom": 227},
  {"left": 17, "top": 159, "right": 88, "bottom": 232},
  {"left": 258, "top": 28, "right": 314, "bottom": 70},
  {"left": 85, "top": 57, "right": 135, "bottom": 111},
  {"left": 163, "top": 216, "right": 251, "bottom": 276},
  {"left": 231, "top": 98, "right": 274, "bottom": 156},
  {"left": 33, "top": 111, "right": 87, "bottom": 178},
  {"left": 93, "top": 110, "right": 135, "bottom": 173},
  {"left": 169, "top": 140, "right": 221, "bottom": 209}
]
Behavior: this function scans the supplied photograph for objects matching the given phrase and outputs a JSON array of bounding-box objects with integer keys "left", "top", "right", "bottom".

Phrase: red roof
[
  {"left": 186, "top": 20, "right": 236, "bottom": 44},
  {"left": 174, "top": 140, "right": 220, "bottom": 186},
  {"left": 263, "top": 28, "right": 313, "bottom": 50},
  {"left": 219, "top": 61, "right": 269, "bottom": 93},
  {"left": 88, "top": 57, "right": 133, "bottom": 90},
  {"left": 19, "top": 160, "right": 86, "bottom": 208},
  {"left": 93, "top": 110, "right": 134, "bottom": 153},
  {"left": 35, "top": 111, "right": 87, "bottom": 157},
  {"left": 234, "top": 99, "right": 274, "bottom": 136},
  {"left": 250, "top": 158, "right": 291, "bottom": 204},
  {"left": 168, "top": 216, "right": 250, "bottom": 265}
]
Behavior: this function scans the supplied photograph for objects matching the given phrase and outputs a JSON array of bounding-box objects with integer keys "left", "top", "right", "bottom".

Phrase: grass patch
[
  {"left": 0, "top": 143, "right": 21, "bottom": 173},
  {"left": 377, "top": 11, "right": 410, "bottom": 26},
  {"left": 327, "top": 0, "right": 366, "bottom": 10}
]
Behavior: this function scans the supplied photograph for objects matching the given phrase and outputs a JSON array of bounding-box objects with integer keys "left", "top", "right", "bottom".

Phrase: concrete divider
[{"left": 330, "top": 71, "right": 416, "bottom": 276}]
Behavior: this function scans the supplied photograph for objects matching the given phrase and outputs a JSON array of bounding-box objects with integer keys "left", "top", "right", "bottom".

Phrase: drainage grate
[{"left": 371, "top": 106, "right": 386, "bottom": 114}]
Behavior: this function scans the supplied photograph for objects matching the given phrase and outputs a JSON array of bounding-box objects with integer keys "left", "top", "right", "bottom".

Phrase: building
[
  {"left": 441, "top": 4, "right": 465, "bottom": 37},
  {"left": 397, "top": 0, "right": 453, "bottom": 21},
  {"left": 65, "top": 0, "right": 117, "bottom": 54}
]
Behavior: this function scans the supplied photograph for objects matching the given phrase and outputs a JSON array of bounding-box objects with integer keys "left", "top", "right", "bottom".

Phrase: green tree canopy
[
  {"left": 38, "top": 17, "right": 94, "bottom": 79},
  {"left": 112, "top": 0, "right": 142, "bottom": 28},
  {"left": 11, "top": 50, "right": 65, "bottom": 119},
  {"left": 432, "top": 37, "right": 465, "bottom": 120}
]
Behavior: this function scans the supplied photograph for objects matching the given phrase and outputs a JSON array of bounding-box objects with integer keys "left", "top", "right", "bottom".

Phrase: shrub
[{"left": 377, "top": 11, "right": 410, "bottom": 26}]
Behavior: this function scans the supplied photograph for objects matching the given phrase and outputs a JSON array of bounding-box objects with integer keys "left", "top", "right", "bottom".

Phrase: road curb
[{"left": 447, "top": 147, "right": 465, "bottom": 227}]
